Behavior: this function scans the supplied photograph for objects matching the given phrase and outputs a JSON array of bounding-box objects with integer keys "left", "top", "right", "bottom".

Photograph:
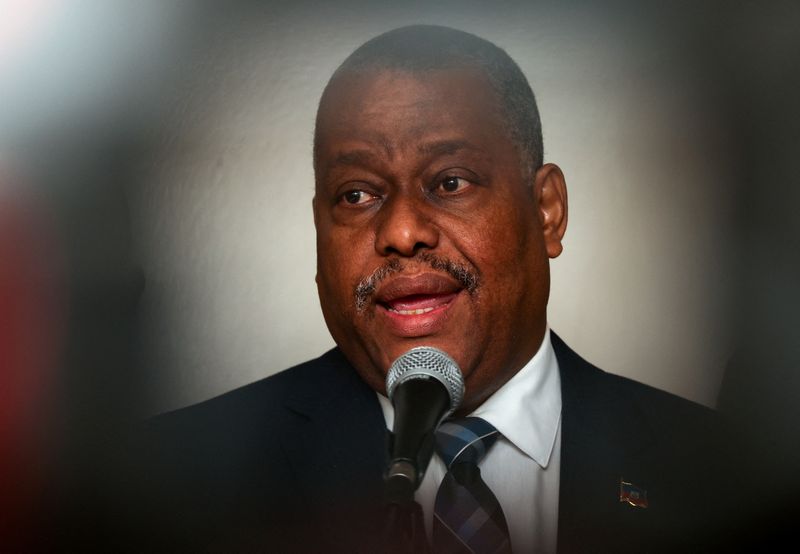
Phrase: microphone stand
[{"left": 381, "top": 461, "right": 430, "bottom": 554}]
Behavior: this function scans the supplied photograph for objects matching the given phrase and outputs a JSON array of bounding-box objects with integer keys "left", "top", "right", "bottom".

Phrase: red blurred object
[{"left": 0, "top": 181, "right": 64, "bottom": 548}]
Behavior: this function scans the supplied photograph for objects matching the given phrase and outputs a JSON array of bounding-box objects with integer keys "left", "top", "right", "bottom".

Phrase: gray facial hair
[{"left": 354, "top": 253, "right": 480, "bottom": 313}]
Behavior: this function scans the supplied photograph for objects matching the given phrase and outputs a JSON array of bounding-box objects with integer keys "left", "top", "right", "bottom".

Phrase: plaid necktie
[{"left": 433, "top": 417, "right": 512, "bottom": 554}]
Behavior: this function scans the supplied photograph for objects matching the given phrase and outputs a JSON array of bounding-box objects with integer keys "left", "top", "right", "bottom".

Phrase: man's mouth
[
  {"left": 373, "top": 273, "right": 463, "bottom": 336},
  {"left": 382, "top": 292, "right": 460, "bottom": 315}
]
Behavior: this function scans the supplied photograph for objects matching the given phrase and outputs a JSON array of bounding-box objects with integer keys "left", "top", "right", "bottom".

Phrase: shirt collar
[
  {"left": 377, "top": 328, "right": 562, "bottom": 469},
  {"left": 470, "top": 328, "right": 561, "bottom": 469}
]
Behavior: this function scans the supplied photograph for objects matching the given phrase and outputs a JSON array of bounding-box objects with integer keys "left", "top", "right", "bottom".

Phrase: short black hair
[{"left": 315, "top": 25, "right": 544, "bottom": 176}]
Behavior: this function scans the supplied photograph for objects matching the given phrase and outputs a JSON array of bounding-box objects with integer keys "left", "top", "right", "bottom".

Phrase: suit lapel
[
  {"left": 280, "top": 349, "right": 388, "bottom": 552},
  {"left": 553, "top": 334, "right": 657, "bottom": 553}
]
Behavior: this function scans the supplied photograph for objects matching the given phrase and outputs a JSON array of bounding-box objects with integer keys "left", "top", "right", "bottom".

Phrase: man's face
[{"left": 313, "top": 68, "right": 566, "bottom": 412}]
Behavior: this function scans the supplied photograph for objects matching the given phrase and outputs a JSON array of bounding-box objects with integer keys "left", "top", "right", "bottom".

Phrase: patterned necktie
[{"left": 433, "top": 417, "right": 512, "bottom": 554}]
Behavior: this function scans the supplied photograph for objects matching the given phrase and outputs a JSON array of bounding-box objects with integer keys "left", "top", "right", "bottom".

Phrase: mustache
[{"left": 354, "top": 252, "right": 480, "bottom": 311}]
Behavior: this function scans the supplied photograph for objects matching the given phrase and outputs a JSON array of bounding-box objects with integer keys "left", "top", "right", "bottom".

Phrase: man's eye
[
  {"left": 341, "top": 190, "right": 375, "bottom": 205},
  {"left": 438, "top": 176, "right": 469, "bottom": 194}
]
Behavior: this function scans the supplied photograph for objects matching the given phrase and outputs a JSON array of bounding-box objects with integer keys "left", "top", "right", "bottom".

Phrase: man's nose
[{"left": 374, "top": 194, "right": 440, "bottom": 257}]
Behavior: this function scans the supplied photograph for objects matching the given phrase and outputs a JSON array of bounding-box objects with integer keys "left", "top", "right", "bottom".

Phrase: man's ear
[
  {"left": 311, "top": 195, "right": 321, "bottom": 285},
  {"left": 534, "top": 163, "right": 568, "bottom": 259}
]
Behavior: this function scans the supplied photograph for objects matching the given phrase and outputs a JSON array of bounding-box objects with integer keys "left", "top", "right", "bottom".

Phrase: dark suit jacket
[{"left": 111, "top": 334, "right": 741, "bottom": 553}]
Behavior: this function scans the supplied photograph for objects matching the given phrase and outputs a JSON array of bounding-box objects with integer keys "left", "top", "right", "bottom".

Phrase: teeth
[{"left": 389, "top": 306, "right": 435, "bottom": 315}]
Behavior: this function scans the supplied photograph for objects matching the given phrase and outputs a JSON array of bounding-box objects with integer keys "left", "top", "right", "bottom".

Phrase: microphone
[{"left": 384, "top": 347, "right": 465, "bottom": 504}]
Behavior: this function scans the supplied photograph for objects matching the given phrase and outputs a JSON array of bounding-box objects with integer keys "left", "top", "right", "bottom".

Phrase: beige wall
[{"left": 128, "top": 3, "right": 738, "bottom": 414}]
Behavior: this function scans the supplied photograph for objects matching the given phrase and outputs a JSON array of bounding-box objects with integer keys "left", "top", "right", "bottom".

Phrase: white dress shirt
[{"left": 378, "top": 329, "right": 562, "bottom": 553}]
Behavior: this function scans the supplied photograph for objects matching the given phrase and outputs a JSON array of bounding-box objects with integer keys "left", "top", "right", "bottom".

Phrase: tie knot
[{"left": 435, "top": 416, "right": 500, "bottom": 468}]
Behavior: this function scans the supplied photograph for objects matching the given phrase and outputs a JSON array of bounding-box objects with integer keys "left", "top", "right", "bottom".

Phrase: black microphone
[{"left": 384, "top": 347, "right": 465, "bottom": 505}]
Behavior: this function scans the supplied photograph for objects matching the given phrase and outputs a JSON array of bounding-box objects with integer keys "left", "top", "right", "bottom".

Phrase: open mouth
[
  {"left": 381, "top": 292, "right": 459, "bottom": 315},
  {"left": 373, "top": 273, "right": 464, "bottom": 336}
]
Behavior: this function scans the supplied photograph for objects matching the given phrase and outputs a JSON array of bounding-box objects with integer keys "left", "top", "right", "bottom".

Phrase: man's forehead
[
  {"left": 321, "top": 139, "right": 488, "bottom": 174},
  {"left": 315, "top": 69, "right": 505, "bottom": 149},
  {"left": 318, "top": 67, "right": 500, "bottom": 122}
]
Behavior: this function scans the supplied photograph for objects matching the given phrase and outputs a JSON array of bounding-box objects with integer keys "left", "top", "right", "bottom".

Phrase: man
[{"left": 120, "top": 25, "right": 740, "bottom": 553}]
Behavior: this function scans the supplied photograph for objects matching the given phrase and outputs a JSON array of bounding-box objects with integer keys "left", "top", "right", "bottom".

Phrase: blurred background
[{"left": 1, "top": 0, "right": 798, "bottom": 548}]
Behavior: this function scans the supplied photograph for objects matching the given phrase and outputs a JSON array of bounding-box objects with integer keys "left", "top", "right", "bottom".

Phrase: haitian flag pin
[{"left": 619, "top": 479, "right": 648, "bottom": 508}]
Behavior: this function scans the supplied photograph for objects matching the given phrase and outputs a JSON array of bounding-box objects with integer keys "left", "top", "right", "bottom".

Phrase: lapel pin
[{"left": 619, "top": 478, "right": 648, "bottom": 508}]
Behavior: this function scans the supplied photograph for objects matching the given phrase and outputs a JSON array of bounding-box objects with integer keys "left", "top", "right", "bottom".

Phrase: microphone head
[{"left": 386, "top": 346, "right": 465, "bottom": 417}]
